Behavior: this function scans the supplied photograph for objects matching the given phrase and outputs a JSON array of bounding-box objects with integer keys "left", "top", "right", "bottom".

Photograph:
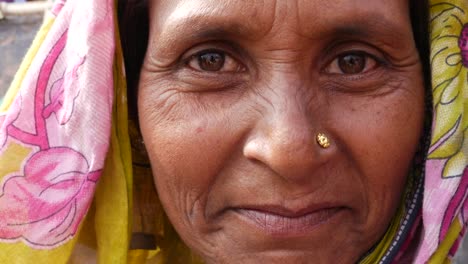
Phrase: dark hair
[
  {"left": 410, "top": 0, "right": 431, "bottom": 100},
  {"left": 118, "top": 0, "right": 430, "bottom": 118},
  {"left": 118, "top": 0, "right": 149, "bottom": 118}
]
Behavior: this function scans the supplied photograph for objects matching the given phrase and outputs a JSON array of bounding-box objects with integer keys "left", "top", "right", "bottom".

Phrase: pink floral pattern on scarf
[
  {"left": 413, "top": 1, "right": 468, "bottom": 262},
  {"left": 0, "top": 0, "right": 114, "bottom": 248}
]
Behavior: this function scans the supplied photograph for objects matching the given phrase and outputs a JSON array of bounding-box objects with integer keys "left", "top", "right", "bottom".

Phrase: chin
[{"left": 201, "top": 249, "right": 358, "bottom": 264}]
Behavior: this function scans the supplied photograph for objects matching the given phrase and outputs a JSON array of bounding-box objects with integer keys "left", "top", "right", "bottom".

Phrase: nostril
[{"left": 242, "top": 127, "right": 332, "bottom": 184}]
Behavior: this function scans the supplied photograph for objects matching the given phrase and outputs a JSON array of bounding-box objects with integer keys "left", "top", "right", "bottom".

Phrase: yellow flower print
[{"left": 429, "top": 0, "right": 468, "bottom": 178}]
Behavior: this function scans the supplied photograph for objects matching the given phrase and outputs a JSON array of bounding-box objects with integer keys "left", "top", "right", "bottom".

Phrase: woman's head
[{"left": 122, "top": 0, "right": 429, "bottom": 263}]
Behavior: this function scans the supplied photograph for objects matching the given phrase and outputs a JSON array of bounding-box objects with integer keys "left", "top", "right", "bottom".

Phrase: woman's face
[{"left": 138, "top": 0, "right": 425, "bottom": 263}]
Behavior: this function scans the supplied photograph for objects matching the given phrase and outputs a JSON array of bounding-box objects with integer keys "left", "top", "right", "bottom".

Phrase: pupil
[
  {"left": 338, "top": 54, "right": 366, "bottom": 74},
  {"left": 199, "top": 52, "right": 225, "bottom": 71}
]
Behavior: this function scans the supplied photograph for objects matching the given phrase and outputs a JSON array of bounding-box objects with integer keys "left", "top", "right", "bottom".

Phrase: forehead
[{"left": 148, "top": 0, "right": 411, "bottom": 41}]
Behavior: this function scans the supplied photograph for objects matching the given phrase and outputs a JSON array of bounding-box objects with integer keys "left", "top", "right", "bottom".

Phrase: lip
[{"left": 233, "top": 205, "right": 344, "bottom": 237}]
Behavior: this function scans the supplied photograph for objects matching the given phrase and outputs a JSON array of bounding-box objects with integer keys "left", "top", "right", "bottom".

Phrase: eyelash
[
  {"left": 180, "top": 46, "right": 387, "bottom": 84},
  {"left": 325, "top": 52, "right": 380, "bottom": 75}
]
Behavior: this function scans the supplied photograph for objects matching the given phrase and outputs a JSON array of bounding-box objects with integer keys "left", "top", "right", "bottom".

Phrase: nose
[{"left": 243, "top": 86, "right": 333, "bottom": 185}]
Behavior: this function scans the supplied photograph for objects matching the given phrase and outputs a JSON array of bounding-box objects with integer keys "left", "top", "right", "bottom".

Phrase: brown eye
[
  {"left": 187, "top": 50, "right": 244, "bottom": 73},
  {"left": 198, "top": 52, "right": 225, "bottom": 71},
  {"left": 338, "top": 54, "right": 366, "bottom": 74},
  {"left": 325, "top": 52, "right": 378, "bottom": 75}
]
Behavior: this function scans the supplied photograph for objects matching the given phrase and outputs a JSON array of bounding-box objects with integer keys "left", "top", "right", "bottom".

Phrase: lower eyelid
[
  {"left": 177, "top": 67, "right": 250, "bottom": 85},
  {"left": 325, "top": 65, "right": 388, "bottom": 85}
]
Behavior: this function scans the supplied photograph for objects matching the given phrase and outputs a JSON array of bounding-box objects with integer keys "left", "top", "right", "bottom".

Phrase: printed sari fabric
[{"left": 0, "top": 0, "right": 467, "bottom": 263}]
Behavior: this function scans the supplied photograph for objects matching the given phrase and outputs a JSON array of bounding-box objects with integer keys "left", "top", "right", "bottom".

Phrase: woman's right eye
[{"left": 186, "top": 50, "right": 245, "bottom": 73}]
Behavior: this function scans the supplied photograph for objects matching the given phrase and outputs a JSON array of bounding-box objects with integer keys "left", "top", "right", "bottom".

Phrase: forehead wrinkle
[{"left": 155, "top": 1, "right": 274, "bottom": 43}]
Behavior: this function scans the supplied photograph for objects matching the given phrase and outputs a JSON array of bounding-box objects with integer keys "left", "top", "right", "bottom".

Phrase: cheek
[
  {"left": 329, "top": 78, "right": 425, "bottom": 228},
  {"left": 137, "top": 84, "right": 245, "bottom": 228}
]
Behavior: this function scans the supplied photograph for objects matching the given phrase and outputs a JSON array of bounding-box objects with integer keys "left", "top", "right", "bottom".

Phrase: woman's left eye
[
  {"left": 187, "top": 50, "right": 245, "bottom": 73},
  {"left": 325, "top": 52, "right": 379, "bottom": 75}
]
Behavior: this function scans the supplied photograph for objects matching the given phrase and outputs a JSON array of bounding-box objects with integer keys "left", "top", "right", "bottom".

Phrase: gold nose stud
[{"left": 316, "top": 133, "right": 331, "bottom": 149}]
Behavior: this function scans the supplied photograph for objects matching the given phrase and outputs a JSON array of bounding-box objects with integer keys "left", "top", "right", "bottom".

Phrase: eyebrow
[
  {"left": 297, "top": 12, "right": 412, "bottom": 50},
  {"left": 157, "top": 15, "right": 263, "bottom": 45},
  {"left": 328, "top": 16, "right": 408, "bottom": 43}
]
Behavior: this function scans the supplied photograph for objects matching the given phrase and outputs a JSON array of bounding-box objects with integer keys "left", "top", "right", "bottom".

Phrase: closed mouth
[{"left": 234, "top": 206, "right": 344, "bottom": 236}]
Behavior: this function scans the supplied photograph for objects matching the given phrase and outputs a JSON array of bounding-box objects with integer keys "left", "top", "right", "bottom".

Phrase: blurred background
[
  {"left": 0, "top": 0, "right": 50, "bottom": 104},
  {"left": 0, "top": 1, "right": 468, "bottom": 263}
]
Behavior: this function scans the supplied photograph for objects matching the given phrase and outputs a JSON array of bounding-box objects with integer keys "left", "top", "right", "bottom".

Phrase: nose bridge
[
  {"left": 270, "top": 93, "right": 312, "bottom": 152},
  {"left": 266, "top": 69, "right": 315, "bottom": 142},
  {"left": 244, "top": 74, "right": 328, "bottom": 184},
  {"left": 269, "top": 92, "right": 320, "bottom": 172}
]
